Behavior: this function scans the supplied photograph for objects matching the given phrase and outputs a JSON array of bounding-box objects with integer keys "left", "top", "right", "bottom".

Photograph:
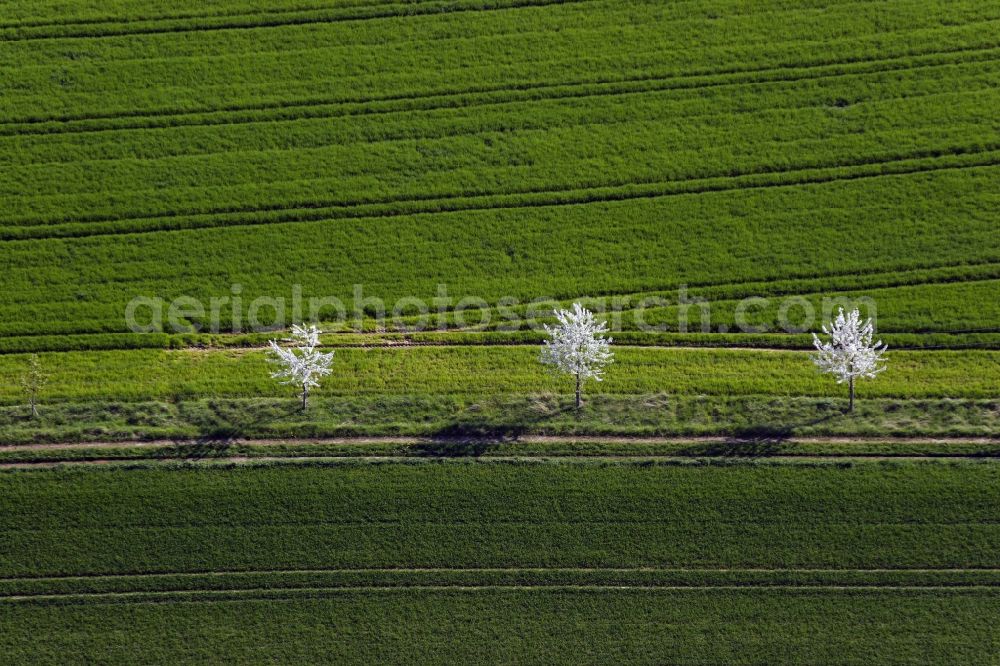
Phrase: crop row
[
  {"left": 0, "top": 276, "right": 997, "bottom": 351},
  {"left": 6, "top": 64, "right": 995, "bottom": 199},
  {"left": 0, "top": 168, "right": 995, "bottom": 337},
  {"left": 385, "top": 278, "right": 1000, "bottom": 338},
  {"left": 0, "top": 346, "right": 996, "bottom": 404},
  {"left": 0, "top": 0, "right": 583, "bottom": 42},
  {"left": 3, "top": 585, "right": 998, "bottom": 663},
  {"left": 6, "top": 46, "right": 998, "bottom": 140},
  {"left": 4, "top": 59, "right": 998, "bottom": 167},
  {"left": 3, "top": 331, "right": 1000, "bottom": 358},
  {"left": 4, "top": 0, "right": 952, "bottom": 36},
  {"left": 1, "top": 5, "right": 997, "bottom": 123},
  {"left": 3, "top": 83, "right": 997, "bottom": 224},
  {"left": 4, "top": 0, "right": 990, "bottom": 71},
  {"left": 612, "top": 279, "right": 1000, "bottom": 335},
  {"left": 4, "top": 255, "right": 998, "bottom": 339},
  {"left": 3, "top": 38, "right": 998, "bottom": 143},
  {"left": 0, "top": 0, "right": 415, "bottom": 29},
  {"left": 6, "top": 452, "right": 991, "bottom": 661},
  {"left": 387, "top": 264, "right": 1000, "bottom": 329},
  {"left": 4, "top": 0, "right": 987, "bottom": 60},
  {"left": 3, "top": 461, "right": 1000, "bottom": 575},
  {"left": 3, "top": 149, "right": 999, "bottom": 240},
  {"left": 1, "top": 0, "right": 996, "bottom": 351},
  {"left": 6, "top": 567, "right": 1000, "bottom": 600}
]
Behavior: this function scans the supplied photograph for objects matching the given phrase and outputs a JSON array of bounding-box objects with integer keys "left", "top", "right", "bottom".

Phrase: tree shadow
[
  {"left": 408, "top": 437, "right": 505, "bottom": 458},
  {"left": 157, "top": 439, "right": 236, "bottom": 460},
  {"left": 676, "top": 411, "right": 840, "bottom": 458},
  {"left": 161, "top": 401, "right": 303, "bottom": 460},
  {"left": 676, "top": 438, "right": 786, "bottom": 458},
  {"left": 726, "top": 411, "right": 839, "bottom": 442},
  {"left": 410, "top": 400, "right": 578, "bottom": 457}
]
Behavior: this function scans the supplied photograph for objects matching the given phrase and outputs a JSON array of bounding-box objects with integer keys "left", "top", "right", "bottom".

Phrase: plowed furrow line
[
  {"left": 0, "top": 0, "right": 418, "bottom": 31},
  {"left": 2, "top": 584, "right": 997, "bottom": 606},
  {"left": 0, "top": 0, "right": 599, "bottom": 43},
  {"left": 2, "top": 44, "right": 997, "bottom": 136},
  {"left": 1, "top": 149, "right": 996, "bottom": 242}
]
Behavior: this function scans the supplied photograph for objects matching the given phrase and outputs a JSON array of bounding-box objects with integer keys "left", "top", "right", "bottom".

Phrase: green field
[
  {"left": 2, "top": 460, "right": 1000, "bottom": 663},
  {"left": 1, "top": 0, "right": 998, "bottom": 662}
]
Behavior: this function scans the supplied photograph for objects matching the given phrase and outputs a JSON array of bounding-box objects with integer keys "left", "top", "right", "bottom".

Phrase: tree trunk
[
  {"left": 302, "top": 384, "right": 309, "bottom": 411},
  {"left": 848, "top": 377, "right": 855, "bottom": 413},
  {"left": 29, "top": 395, "right": 37, "bottom": 419},
  {"left": 575, "top": 374, "right": 582, "bottom": 410}
]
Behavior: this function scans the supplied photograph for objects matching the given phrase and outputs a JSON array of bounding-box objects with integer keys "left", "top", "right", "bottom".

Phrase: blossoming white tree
[
  {"left": 811, "top": 307, "right": 887, "bottom": 412},
  {"left": 268, "top": 324, "right": 334, "bottom": 410},
  {"left": 541, "top": 303, "right": 613, "bottom": 409}
]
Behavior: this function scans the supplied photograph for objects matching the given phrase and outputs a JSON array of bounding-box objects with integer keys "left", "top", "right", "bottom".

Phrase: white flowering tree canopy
[
  {"left": 811, "top": 307, "right": 887, "bottom": 410},
  {"left": 541, "top": 303, "right": 613, "bottom": 407},
  {"left": 268, "top": 324, "right": 335, "bottom": 409}
]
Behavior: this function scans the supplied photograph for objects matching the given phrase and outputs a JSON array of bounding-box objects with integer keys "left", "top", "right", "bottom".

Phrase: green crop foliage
[
  {"left": 0, "top": 0, "right": 997, "bottom": 345},
  {"left": 0, "top": 459, "right": 998, "bottom": 665},
  {"left": 2, "top": 1, "right": 999, "bottom": 659},
  {"left": 2, "top": 457, "right": 1000, "bottom": 661},
  {"left": 2, "top": 461, "right": 1000, "bottom": 576},
  {"left": 0, "top": 167, "right": 997, "bottom": 340},
  {"left": 0, "top": 346, "right": 995, "bottom": 404},
  {"left": 2, "top": 587, "right": 997, "bottom": 664}
]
